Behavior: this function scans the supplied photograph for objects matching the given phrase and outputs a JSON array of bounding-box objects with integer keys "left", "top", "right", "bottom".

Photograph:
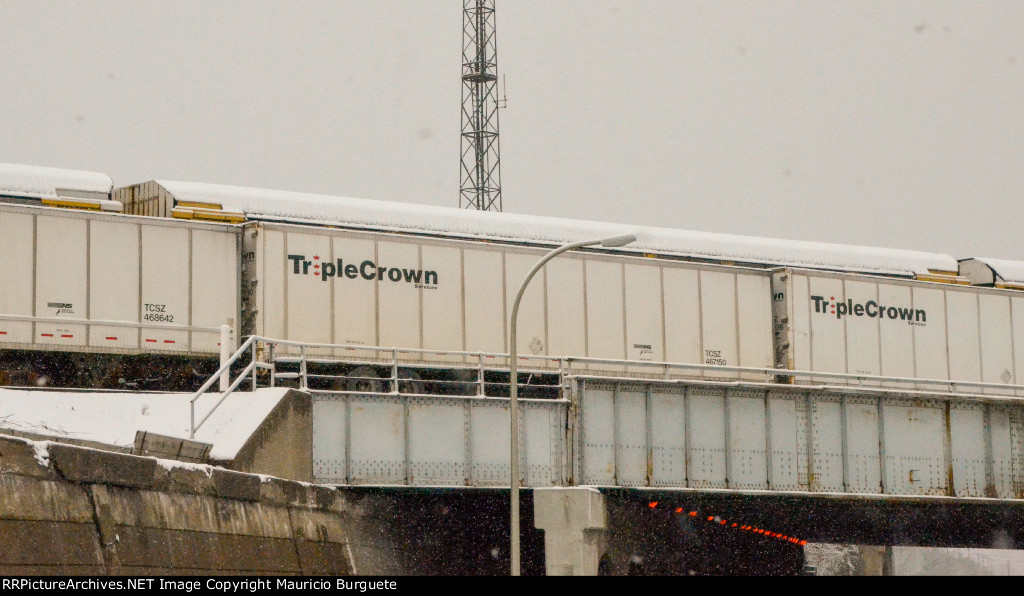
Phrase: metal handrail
[
  {"left": 561, "top": 355, "right": 1024, "bottom": 395},
  {"left": 189, "top": 335, "right": 1024, "bottom": 438},
  {"left": 268, "top": 336, "right": 1024, "bottom": 395},
  {"left": 252, "top": 337, "right": 562, "bottom": 366},
  {"left": 189, "top": 335, "right": 256, "bottom": 438},
  {"left": 191, "top": 359, "right": 258, "bottom": 435}
]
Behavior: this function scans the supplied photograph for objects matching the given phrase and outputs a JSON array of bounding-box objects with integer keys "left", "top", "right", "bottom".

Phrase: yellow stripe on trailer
[
  {"left": 177, "top": 200, "right": 224, "bottom": 210},
  {"left": 172, "top": 206, "right": 245, "bottom": 224},
  {"left": 41, "top": 197, "right": 102, "bottom": 211},
  {"left": 190, "top": 208, "right": 246, "bottom": 224},
  {"left": 916, "top": 270, "right": 970, "bottom": 285}
]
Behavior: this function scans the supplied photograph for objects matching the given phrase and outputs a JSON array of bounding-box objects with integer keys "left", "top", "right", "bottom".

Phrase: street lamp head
[{"left": 600, "top": 233, "right": 637, "bottom": 248}]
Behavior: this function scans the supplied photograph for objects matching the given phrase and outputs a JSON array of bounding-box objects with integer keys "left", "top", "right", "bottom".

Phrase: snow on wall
[
  {"left": 156, "top": 180, "right": 956, "bottom": 276},
  {"left": 965, "top": 257, "right": 1024, "bottom": 284},
  {"left": 0, "top": 162, "right": 113, "bottom": 199},
  {"left": 0, "top": 387, "right": 291, "bottom": 461}
]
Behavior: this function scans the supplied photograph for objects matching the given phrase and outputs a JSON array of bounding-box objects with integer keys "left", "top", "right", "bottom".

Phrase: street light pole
[{"left": 508, "top": 232, "right": 636, "bottom": 575}]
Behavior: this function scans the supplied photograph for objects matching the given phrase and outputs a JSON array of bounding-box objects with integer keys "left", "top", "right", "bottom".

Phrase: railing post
[
  {"left": 391, "top": 348, "right": 399, "bottom": 394},
  {"left": 478, "top": 353, "right": 485, "bottom": 396},
  {"left": 558, "top": 358, "right": 566, "bottom": 400},
  {"left": 269, "top": 342, "right": 276, "bottom": 388},
  {"left": 219, "top": 324, "right": 232, "bottom": 392},
  {"left": 300, "top": 345, "right": 308, "bottom": 390},
  {"left": 251, "top": 339, "right": 258, "bottom": 390}
]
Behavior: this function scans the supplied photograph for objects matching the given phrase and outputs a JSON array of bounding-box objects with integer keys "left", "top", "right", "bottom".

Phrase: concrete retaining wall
[
  {"left": 217, "top": 389, "right": 312, "bottom": 482},
  {"left": 0, "top": 434, "right": 352, "bottom": 575}
]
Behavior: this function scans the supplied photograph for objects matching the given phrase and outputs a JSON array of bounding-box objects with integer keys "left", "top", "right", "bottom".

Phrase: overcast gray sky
[{"left": 1, "top": 1, "right": 1021, "bottom": 260}]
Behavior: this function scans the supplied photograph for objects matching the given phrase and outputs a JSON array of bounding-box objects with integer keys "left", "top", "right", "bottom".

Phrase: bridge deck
[{"left": 311, "top": 377, "right": 1024, "bottom": 503}]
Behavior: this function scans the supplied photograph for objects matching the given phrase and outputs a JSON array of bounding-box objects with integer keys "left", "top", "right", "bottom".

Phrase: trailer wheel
[
  {"left": 395, "top": 369, "right": 425, "bottom": 395},
  {"left": 341, "top": 366, "right": 383, "bottom": 393}
]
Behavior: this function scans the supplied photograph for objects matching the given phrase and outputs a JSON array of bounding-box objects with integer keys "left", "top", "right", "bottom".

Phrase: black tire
[
  {"left": 395, "top": 369, "right": 425, "bottom": 395},
  {"left": 341, "top": 366, "right": 383, "bottom": 393}
]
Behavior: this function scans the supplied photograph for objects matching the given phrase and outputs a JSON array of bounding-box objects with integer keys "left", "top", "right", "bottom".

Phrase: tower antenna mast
[{"left": 460, "top": 0, "right": 503, "bottom": 211}]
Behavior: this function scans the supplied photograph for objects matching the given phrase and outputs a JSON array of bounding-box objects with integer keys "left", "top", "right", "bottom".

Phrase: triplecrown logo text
[
  {"left": 811, "top": 295, "right": 926, "bottom": 324},
  {"left": 288, "top": 254, "right": 438, "bottom": 288}
]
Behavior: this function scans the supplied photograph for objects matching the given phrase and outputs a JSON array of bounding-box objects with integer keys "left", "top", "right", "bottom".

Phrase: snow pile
[
  {"left": 155, "top": 458, "right": 215, "bottom": 476},
  {"left": 967, "top": 257, "right": 1024, "bottom": 285},
  {"left": 156, "top": 180, "right": 956, "bottom": 277},
  {"left": 0, "top": 387, "right": 291, "bottom": 461},
  {"left": 0, "top": 162, "right": 113, "bottom": 199},
  {"left": 32, "top": 441, "right": 50, "bottom": 467}
]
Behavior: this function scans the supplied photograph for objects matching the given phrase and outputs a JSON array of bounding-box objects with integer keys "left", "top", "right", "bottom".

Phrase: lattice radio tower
[{"left": 460, "top": 0, "right": 503, "bottom": 211}]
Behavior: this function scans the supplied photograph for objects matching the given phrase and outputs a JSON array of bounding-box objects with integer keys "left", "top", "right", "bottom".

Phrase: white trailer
[
  {"left": 772, "top": 267, "right": 1024, "bottom": 395},
  {"left": 0, "top": 202, "right": 240, "bottom": 386},
  {"left": 240, "top": 220, "right": 775, "bottom": 377}
]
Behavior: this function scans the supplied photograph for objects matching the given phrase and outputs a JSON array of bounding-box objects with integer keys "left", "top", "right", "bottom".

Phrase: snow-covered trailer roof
[
  {"left": 118, "top": 179, "right": 959, "bottom": 278},
  {"left": 959, "top": 258, "right": 1024, "bottom": 290},
  {"left": 0, "top": 162, "right": 120, "bottom": 213},
  {"left": 0, "top": 162, "right": 113, "bottom": 200}
]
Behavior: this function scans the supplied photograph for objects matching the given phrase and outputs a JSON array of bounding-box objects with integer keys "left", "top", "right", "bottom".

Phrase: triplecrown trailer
[
  {"left": 0, "top": 193, "right": 240, "bottom": 388},
  {"left": 772, "top": 268, "right": 1024, "bottom": 395}
]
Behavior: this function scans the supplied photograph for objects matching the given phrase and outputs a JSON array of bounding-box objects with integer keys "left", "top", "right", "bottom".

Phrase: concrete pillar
[
  {"left": 533, "top": 487, "right": 608, "bottom": 575},
  {"left": 856, "top": 545, "right": 895, "bottom": 575}
]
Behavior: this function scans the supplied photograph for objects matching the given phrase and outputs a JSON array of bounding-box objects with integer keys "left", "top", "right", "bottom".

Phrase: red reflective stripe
[
  {"left": 145, "top": 339, "right": 157, "bottom": 343},
  {"left": 0, "top": 331, "right": 7, "bottom": 335},
  {"left": 41, "top": 333, "right": 53, "bottom": 337},
  {"left": 105, "top": 337, "right": 117, "bottom": 340},
  {"left": 163, "top": 340, "right": 175, "bottom": 344},
  {"left": 60, "top": 334, "right": 73, "bottom": 338}
]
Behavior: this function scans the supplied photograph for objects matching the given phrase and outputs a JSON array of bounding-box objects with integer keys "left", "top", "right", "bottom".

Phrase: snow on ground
[{"left": 0, "top": 387, "right": 291, "bottom": 461}]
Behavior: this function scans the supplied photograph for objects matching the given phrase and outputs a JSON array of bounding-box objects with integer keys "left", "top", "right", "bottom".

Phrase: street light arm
[{"left": 510, "top": 239, "right": 599, "bottom": 333}]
